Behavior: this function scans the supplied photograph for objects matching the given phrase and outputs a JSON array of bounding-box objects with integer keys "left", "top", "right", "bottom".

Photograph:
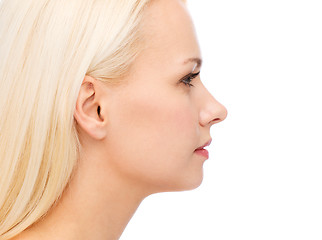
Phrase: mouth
[
  {"left": 194, "top": 139, "right": 212, "bottom": 159},
  {"left": 195, "top": 139, "right": 212, "bottom": 151}
]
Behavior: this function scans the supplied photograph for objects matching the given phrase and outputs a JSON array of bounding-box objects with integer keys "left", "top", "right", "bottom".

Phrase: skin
[{"left": 12, "top": 0, "right": 227, "bottom": 239}]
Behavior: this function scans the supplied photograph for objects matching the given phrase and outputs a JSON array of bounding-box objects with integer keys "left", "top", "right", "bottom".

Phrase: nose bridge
[{"left": 199, "top": 85, "right": 228, "bottom": 127}]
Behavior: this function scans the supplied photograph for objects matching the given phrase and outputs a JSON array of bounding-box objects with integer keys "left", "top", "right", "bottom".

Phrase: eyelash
[{"left": 181, "top": 71, "right": 200, "bottom": 88}]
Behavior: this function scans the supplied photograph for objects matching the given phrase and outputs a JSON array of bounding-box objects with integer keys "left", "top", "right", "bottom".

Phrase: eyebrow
[{"left": 184, "top": 57, "right": 203, "bottom": 69}]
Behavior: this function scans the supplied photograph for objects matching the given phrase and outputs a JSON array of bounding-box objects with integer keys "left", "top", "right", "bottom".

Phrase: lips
[{"left": 195, "top": 138, "right": 212, "bottom": 151}]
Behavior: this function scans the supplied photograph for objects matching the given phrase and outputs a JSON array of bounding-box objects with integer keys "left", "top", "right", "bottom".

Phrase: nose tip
[
  {"left": 200, "top": 98, "right": 228, "bottom": 127},
  {"left": 210, "top": 103, "right": 228, "bottom": 125},
  {"left": 198, "top": 81, "right": 228, "bottom": 127}
]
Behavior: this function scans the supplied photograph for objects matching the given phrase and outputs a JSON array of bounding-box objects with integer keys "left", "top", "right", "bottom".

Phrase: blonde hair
[{"left": 0, "top": 0, "right": 151, "bottom": 239}]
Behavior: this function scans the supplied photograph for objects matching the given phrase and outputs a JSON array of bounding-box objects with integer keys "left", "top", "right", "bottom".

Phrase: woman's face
[{"left": 84, "top": 0, "right": 228, "bottom": 193}]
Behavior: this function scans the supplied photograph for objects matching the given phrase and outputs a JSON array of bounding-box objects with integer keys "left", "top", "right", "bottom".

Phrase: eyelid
[
  {"left": 190, "top": 71, "right": 200, "bottom": 78},
  {"left": 179, "top": 71, "right": 200, "bottom": 88},
  {"left": 179, "top": 71, "right": 200, "bottom": 82}
]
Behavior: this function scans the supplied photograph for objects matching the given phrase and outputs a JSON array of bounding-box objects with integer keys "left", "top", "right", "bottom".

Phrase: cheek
[{"left": 106, "top": 87, "right": 199, "bottom": 185}]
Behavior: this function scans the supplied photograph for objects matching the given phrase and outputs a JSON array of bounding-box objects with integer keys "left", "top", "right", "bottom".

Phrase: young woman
[{"left": 0, "top": 0, "right": 228, "bottom": 239}]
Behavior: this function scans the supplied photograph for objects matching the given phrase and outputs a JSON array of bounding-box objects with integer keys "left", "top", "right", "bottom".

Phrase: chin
[
  {"left": 158, "top": 173, "right": 205, "bottom": 193},
  {"left": 178, "top": 166, "right": 205, "bottom": 191},
  {"left": 180, "top": 175, "right": 204, "bottom": 191},
  {"left": 143, "top": 166, "right": 205, "bottom": 195}
]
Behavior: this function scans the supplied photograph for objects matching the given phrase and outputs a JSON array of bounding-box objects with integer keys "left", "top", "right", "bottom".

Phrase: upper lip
[{"left": 195, "top": 138, "right": 212, "bottom": 150}]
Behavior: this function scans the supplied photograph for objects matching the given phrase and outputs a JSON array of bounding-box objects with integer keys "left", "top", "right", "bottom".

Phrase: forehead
[{"left": 137, "top": 0, "right": 201, "bottom": 69}]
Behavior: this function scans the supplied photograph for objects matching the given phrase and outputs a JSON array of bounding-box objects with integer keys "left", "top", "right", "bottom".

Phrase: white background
[{"left": 121, "top": 0, "right": 322, "bottom": 239}]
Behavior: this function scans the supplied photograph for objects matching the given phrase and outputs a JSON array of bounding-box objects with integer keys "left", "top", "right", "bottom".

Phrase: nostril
[{"left": 212, "top": 118, "right": 220, "bottom": 123}]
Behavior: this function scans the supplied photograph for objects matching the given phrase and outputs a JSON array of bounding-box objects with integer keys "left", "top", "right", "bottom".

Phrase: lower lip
[{"left": 194, "top": 149, "right": 209, "bottom": 159}]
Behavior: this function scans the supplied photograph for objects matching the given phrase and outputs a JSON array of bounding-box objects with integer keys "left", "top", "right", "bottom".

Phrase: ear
[{"left": 74, "top": 75, "right": 107, "bottom": 140}]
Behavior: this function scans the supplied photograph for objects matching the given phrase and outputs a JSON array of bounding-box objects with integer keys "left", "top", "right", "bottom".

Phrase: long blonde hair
[{"left": 0, "top": 0, "right": 151, "bottom": 239}]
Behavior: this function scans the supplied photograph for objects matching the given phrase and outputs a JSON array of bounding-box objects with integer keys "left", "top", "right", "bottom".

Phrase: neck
[{"left": 15, "top": 153, "right": 152, "bottom": 240}]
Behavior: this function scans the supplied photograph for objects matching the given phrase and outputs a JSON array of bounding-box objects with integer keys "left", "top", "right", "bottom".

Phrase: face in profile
[{"left": 77, "top": 0, "right": 228, "bottom": 195}]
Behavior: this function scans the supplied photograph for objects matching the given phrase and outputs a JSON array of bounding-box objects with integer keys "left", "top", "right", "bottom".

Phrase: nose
[{"left": 199, "top": 88, "right": 228, "bottom": 128}]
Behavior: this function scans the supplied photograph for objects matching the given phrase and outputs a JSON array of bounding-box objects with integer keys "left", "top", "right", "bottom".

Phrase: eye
[{"left": 180, "top": 71, "right": 200, "bottom": 88}]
